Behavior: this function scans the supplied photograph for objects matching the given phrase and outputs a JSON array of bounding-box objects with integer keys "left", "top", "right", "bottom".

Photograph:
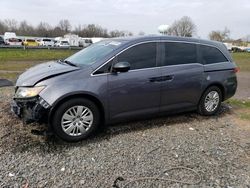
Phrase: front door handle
[{"left": 149, "top": 76, "right": 162, "bottom": 82}]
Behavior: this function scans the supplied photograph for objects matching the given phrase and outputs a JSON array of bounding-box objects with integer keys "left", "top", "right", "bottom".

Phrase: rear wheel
[
  {"left": 198, "top": 86, "right": 222, "bottom": 116},
  {"left": 52, "top": 98, "right": 100, "bottom": 142}
]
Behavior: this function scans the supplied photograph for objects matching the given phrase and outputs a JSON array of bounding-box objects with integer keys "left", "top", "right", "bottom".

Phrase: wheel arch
[
  {"left": 48, "top": 92, "right": 106, "bottom": 129},
  {"left": 201, "top": 82, "right": 226, "bottom": 101}
]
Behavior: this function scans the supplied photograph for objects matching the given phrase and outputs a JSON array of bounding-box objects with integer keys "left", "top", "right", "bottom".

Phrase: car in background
[
  {"left": 38, "top": 38, "right": 55, "bottom": 47},
  {"left": 245, "top": 48, "right": 250, "bottom": 52},
  {"left": 0, "top": 36, "right": 5, "bottom": 45},
  {"left": 232, "top": 47, "right": 244, "bottom": 53},
  {"left": 79, "top": 39, "right": 92, "bottom": 47},
  {"left": 23, "top": 39, "right": 39, "bottom": 47},
  {"left": 55, "top": 40, "right": 70, "bottom": 47},
  {"left": 5, "top": 38, "right": 22, "bottom": 46}
]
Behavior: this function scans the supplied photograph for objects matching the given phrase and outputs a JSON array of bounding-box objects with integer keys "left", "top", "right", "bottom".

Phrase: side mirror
[{"left": 113, "top": 62, "right": 130, "bottom": 73}]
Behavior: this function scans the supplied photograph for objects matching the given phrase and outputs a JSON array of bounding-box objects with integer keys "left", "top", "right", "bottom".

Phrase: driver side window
[{"left": 117, "top": 42, "right": 157, "bottom": 70}]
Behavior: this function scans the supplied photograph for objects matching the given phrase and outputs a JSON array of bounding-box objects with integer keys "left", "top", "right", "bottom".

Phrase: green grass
[
  {"left": 226, "top": 99, "right": 250, "bottom": 120},
  {"left": 0, "top": 72, "right": 20, "bottom": 81},
  {"left": 0, "top": 61, "right": 40, "bottom": 71},
  {"left": 0, "top": 49, "right": 78, "bottom": 62},
  {"left": 232, "top": 53, "right": 250, "bottom": 72},
  {"left": 226, "top": 99, "right": 250, "bottom": 108},
  {"left": 239, "top": 113, "right": 250, "bottom": 120},
  {"left": 0, "top": 48, "right": 79, "bottom": 81}
]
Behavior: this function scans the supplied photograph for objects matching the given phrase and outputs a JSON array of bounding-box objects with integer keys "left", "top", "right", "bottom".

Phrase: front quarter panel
[{"left": 36, "top": 69, "right": 108, "bottom": 115}]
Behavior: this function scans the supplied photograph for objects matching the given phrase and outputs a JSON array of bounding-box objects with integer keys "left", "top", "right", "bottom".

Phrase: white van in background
[
  {"left": 3, "top": 32, "right": 22, "bottom": 46},
  {"left": 54, "top": 40, "right": 70, "bottom": 47},
  {"left": 38, "top": 38, "right": 55, "bottom": 46},
  {"left": 4, "top": 32, "right": 17, "bottom": 40}
]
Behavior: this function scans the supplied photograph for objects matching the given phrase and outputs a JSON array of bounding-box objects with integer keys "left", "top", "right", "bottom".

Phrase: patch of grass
[
  {"left": 0, "top": 49, "right": 79, "bottom": 62},
  {"left": 226, "top": 99, "right": 250, "bottom": 121},
  {"left": 226, "top": 99, "right": 250, "bottom": 108},
  {"left": 0, "top": 61, "right": 40, "bottom": 71},
  {"left": 0, "top": 72, "right": 20, "bottom": 81},
  {"left": 239, "top": 113, "right": 250, "bottom": 120},
  {"left": 232, "top": 52, "right": 250, "bottom": 72}
]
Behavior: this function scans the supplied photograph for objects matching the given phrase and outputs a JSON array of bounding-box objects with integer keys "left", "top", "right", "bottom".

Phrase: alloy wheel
[{"left": 61, "top": 105, "right": 94, "bottom": 136}]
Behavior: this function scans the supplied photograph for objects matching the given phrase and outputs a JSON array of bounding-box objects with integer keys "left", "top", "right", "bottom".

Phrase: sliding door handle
[
  {"left": 162, "top": 75, "right": 174, "bottom": 81},
  {"left": 149, "top": 75, "right": 174, "bottom": 82}
]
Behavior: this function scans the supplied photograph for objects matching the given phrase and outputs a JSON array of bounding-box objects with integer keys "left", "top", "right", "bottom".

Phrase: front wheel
[
  {"left": 52, "top": 98, "right": 100, "bottom": 142},
  {"left": 198, "top": 86, "right": 222, "bottom": 116}
]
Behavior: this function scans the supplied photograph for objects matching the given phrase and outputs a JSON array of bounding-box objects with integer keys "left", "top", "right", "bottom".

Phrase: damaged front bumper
[{"left": 11, "top": 97, "right": 51, "bottom": 124}]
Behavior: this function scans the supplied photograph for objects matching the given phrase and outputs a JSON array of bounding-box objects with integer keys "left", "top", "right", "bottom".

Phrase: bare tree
[
  {"left": 0, "top": 20, "right": 7, "bottom": 34},
  {"left": 209, "top": 27, "right": 230, "bottom": 42},
  {"left": 109, "top": 30, "right": 124, "bottom": 37},
  {"left": 166, "top": 16, "right": 196, "bottom": 37},
  {"left": 80, "top": 24, "right": 109, "bottom": 37},
  {"left": 0, "top": 19, "right": 134, "bottom": 38},
  {"left": 36, "top": 22, "right": 52, "bottom": 37},
  {"left": 18, "top": 20, "right": 34, "bottom": 36},
  {"left": 58, "top": 19, "right": 71, "bottom": 33},
  {"left": 4, "top": 19, "right": 18, "bottom": 32}
]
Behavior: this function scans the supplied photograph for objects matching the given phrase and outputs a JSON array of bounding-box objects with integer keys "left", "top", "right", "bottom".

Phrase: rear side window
[
  {"left": 163, "top": 42, "right": 197, "bottom": 66},
  {"left": 117, "top": 42, "right": 157, "bottom": 70},
  {"left": 200, "top": 45, "right": 228, "bottom": 64}
]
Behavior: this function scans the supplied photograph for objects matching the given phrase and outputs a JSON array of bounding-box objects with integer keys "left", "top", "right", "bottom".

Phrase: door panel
[
  {"left": 108, "top": 68, "right": 161, "bottom": 119},
  {"left": 107, "top": 42, "right": 161, "bottom": 120},
  {"left": 160, "top": 64, "right": 203, "bottom": 111},
  {"left": 160, "top": 42, "right": 204, "bottom": 112}
]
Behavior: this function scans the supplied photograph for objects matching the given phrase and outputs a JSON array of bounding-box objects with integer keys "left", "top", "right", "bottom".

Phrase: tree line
[
  {"left": 0, "top": 19, "right": 134, "bottom": 38},
  {"left": 1, "top": 17, "right": 246, "bottom": 43}
]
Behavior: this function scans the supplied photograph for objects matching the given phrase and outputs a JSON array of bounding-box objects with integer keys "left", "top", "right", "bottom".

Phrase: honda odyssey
[{"left": 11, "top": 36, "right": 238, "bottom": 142}]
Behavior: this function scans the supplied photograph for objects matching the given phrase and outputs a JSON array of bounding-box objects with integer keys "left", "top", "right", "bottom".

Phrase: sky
[{"left": 1, "top": 0, "right": 250, "bottom": 39}]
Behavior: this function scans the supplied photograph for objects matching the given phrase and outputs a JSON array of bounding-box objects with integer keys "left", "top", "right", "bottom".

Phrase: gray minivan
[{"left": 11, "top": 36, "right": 238, "bottom": 142}]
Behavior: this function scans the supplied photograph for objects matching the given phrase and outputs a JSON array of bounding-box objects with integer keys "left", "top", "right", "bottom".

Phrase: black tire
[
  {"left": 198, "top": 86, "right": 222, "bottom": 116},
  {"left": 52, "top": 98, "right": 100, "bottom": 142}
]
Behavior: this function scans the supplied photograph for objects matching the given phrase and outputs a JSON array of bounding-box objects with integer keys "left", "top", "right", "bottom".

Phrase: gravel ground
[{"left": 0, "top": 77, "right": 250, "bottom": 187}]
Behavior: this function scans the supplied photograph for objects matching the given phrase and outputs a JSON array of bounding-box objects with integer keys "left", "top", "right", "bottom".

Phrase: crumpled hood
[{"left": 16, "top": 61, "right": 80, "bottom": 86}]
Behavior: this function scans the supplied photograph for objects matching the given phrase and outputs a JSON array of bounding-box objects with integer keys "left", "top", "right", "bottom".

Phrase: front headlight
[{"left": 15, "top": 86, "right": 46, "bottom": 98}]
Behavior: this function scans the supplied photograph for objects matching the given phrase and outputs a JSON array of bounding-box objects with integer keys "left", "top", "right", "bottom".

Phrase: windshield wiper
[{"left": 58, "top": 59, "right": 78, "bottom": 67}]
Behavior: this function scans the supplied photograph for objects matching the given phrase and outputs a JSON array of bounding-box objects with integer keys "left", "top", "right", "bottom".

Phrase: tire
[
  {"left": 52, "top": 98, "right": 100, "bottom": 142},
  {"left": 198, "top": 86, "right": 222, "bottom": 116}
]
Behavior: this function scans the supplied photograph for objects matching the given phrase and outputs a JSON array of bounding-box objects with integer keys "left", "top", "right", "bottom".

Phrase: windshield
[{"left": 66, "top": 40, "right": 123, "bottom": 66}]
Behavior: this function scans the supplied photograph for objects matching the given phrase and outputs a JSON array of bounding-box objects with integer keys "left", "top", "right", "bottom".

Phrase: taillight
[{"left": 233, "top": 67, "right": 240, "bottom": 73}]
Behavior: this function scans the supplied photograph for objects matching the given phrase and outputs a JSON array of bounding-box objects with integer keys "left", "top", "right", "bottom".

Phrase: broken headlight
[{"left": 15, "top": 86, "right": 46, "bottom": 98}]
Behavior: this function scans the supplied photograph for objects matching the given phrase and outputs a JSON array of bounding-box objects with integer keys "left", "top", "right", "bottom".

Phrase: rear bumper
[
  {"left": 11, "top": 97, "right": 51, "bottom": 124},
  {"left": 224, "top": 76, "right": 238, "bottom": 101}
]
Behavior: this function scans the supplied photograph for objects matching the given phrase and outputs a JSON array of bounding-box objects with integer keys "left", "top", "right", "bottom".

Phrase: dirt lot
[{"left": 0, "top": 72, "right": 250, "bottom": 187}]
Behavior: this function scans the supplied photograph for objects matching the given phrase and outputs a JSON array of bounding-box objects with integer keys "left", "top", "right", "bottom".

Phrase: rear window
[
  {"left": 27, "top": 39, "right": 35, "bottom": 42},
  {"left": 163, "top": 42, "right": 197, "bottom": 66},
  {"left": 43, "top": 39, "right": 52, "bottom": 42},
  {"left": 200, "top": 45, "right": 228, "bottom": 64}
]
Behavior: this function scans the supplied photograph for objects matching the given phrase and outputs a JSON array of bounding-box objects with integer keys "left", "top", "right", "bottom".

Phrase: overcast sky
[{"left": 1, "top": 0, "right": 250, "bottom": 39}]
